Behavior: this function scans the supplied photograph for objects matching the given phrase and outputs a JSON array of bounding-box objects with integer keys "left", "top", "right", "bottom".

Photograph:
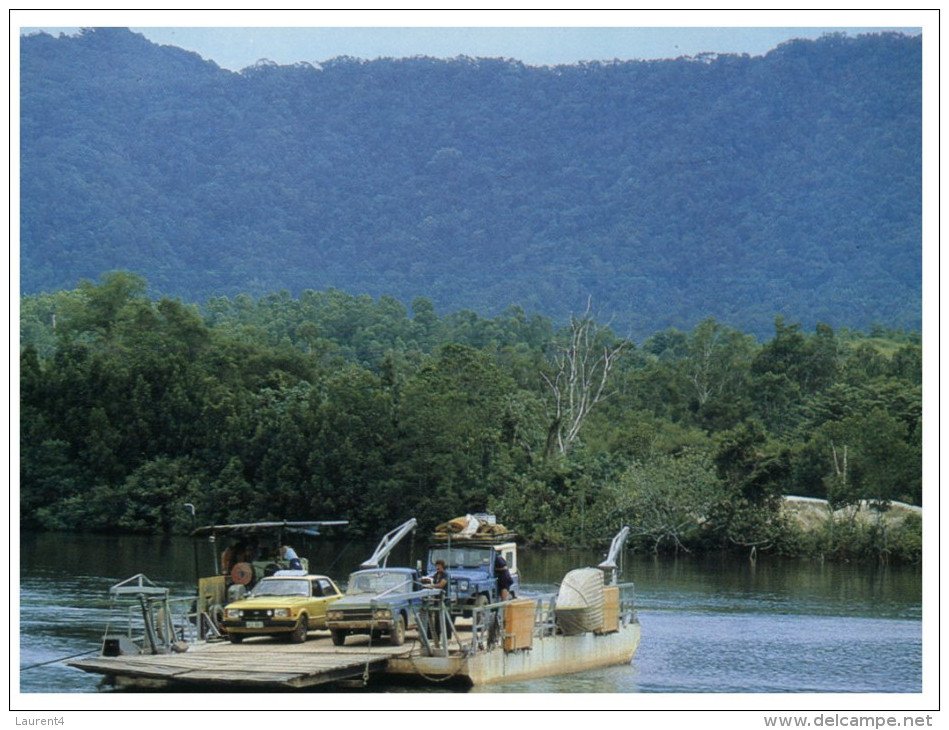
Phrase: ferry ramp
[{"left": 69, "top": 635, "right": 413, "bottom": 690}]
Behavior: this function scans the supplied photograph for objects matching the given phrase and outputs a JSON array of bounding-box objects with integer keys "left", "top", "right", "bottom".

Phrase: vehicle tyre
[
  {"left": 228, "top": 632, "right": 244, "bottom": 644},
  {"left": 389, "top": 614, "right": 406, "bottom": 646},
  {"left": 330, "top": 629, "right": 347, "bottom": 647},
  {"left": 289, "top": 615, "right": 308, "bottom": 644}
]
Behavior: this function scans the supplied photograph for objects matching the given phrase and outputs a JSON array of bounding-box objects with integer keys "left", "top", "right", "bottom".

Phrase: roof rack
[{"left": 429, "top": 532, "right": 517, "bottom": 544}]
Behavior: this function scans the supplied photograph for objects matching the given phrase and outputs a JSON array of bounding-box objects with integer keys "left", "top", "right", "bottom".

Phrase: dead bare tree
[{"left": 541, "top": 300, "right": 627, "bottom": 458}]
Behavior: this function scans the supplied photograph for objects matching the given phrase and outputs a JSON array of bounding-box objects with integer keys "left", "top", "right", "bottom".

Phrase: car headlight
[
  {"left": 273, "top": 608, "right": 290, "bottom": 618},
  {"left": 457, "top": 580, "right": 469, "bottom": 591},
  {"left": 373, "top": 608, "right": 392, "bottom": 619},
  {"left": 225, "top": 608, "right": 241, "bottom": 619},
  {"left": 327, "top": 610, "right": 343, "bottom": 621}
]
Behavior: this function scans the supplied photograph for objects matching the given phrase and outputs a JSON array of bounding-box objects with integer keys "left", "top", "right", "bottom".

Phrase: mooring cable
[{"left": 21, "top": 647, "right": 100, "bottom": 671}]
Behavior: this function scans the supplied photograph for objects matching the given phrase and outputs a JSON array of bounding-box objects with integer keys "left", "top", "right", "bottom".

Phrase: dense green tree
[
  {"left": 889, "top": 344, "right": 922, "bottom": 385},
  {"left": 709, "top": 421, "right": 792, "bottom": 551},
  {"left": 309, "top": 366, "right": 399, "bottom": 534},
  {"left": 490, "top": 450, "right": 625, "bottom": 546},
  {"left": 604, "top": 450, "right": 721, "bottom": 553},
  {"left": 55, "top": 271, "right": 149, "bottom": 344},
  {"left": 819, "top": 409, "right": 921, "bottom": 508},
  {"left": 112, "top": 457, "right": 204, "bottom": 533},
  {"left": 394, "top": 343, "right": 516, "bottom": 522},
  {"left": 18, "top": 278, "right": 922, "bottom": 561}
]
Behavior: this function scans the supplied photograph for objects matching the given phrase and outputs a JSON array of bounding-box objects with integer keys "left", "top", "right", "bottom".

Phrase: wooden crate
[
  {"left": 597, "top": 586, "right": 620, "bottom": 634},
  {"left": 503, "top": 599, "right": 536, "bottom": 651},
  {"left": 197, "top": 575, "right": 226, "bottom": 614}
]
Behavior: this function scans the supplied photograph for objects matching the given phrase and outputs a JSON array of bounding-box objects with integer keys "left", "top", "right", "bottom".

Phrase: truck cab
[{"left": 426, "top": 539, "right": 519, "bottom": 615}]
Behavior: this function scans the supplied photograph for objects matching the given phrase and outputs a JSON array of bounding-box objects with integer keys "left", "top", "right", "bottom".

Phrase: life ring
[{"left": 230, "top": 562, "right": 255, "bottom": 586}]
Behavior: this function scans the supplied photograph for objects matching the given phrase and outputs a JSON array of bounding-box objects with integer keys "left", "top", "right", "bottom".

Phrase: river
[{"left": 17, "top": 532, "right": 922, "bottom": 695}]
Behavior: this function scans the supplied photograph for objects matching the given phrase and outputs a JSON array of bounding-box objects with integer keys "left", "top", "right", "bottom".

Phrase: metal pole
[
  {"left": 139, "top": 595, "right": 159, "bottom": 654},
  {"left": 439, "top": 599, "right": 449, "bottom": 657},
  {"left": 184, "top": 503, "right": 199, "bottom": 591}
]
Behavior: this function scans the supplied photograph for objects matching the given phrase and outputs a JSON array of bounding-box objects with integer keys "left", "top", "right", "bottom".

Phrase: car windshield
[
  {"left": 428, "top": 547, "right": 493, "bottom": 569},
  {"left": 251, "top": 579, "right": 309, "bottom": 597},
  {"left": 346, "top": 571, "right": 411, "bottom": 595}
]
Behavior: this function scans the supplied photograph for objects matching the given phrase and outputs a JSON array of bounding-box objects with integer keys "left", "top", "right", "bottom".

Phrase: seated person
[{"left": 280, "top": 545, "right": 303, "bottom": 570}]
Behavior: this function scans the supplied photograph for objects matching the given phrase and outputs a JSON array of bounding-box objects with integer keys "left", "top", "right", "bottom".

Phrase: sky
[{"left": 15, "top": 9, "right": 925, "bottom": 72}]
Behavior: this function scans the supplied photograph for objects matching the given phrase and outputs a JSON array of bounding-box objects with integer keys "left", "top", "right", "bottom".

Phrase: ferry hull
[
  {"left": 386, "top": 622, "right": 641, "bottom": 686},
  {"left": 71, "top": 622, "right": 641, "bottom": 689}
]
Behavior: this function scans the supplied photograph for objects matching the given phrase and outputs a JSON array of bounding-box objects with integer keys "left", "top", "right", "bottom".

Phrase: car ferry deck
[{"left": 70, "top": 591, "right": 640, "bottom": 690}]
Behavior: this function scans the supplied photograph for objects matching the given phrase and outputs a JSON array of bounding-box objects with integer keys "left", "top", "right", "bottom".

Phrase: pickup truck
[{"left": 324, "top": 567, "right": 425, "bottom": 646}]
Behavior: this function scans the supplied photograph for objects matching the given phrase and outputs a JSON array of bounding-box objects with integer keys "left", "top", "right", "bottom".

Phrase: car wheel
[
  {"left": 228, "top": 632, "right": 244, "bottom": 644},
  {"left": 389, "top": 614, "right": 406, "bottom": 646},
  {"left": 289, "top": 616, "right": 308, "bottom": 644},
  {"left": 330, "top": 629, "right": 347, "bottom": 647}
]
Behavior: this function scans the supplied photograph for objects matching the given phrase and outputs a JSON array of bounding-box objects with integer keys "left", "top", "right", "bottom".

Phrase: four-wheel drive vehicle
[
  {"left": 222, "top": 571, "right": 342, "bottom": 643},
  {"left": 325, "top": 567, "right": 425, "bottom": 646},
  {"left": 426, "top": 540, "right": 519, "bottom": 616}
]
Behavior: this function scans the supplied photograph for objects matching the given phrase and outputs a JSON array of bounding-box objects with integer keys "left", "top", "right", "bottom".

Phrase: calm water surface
[{"left": 18, "top": 533, "right": 922, "bottom": 694}]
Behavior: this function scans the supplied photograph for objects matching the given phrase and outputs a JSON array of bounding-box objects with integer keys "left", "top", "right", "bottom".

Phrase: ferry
[{"left": 69, "top": 520, "right": 641, "bottom": 689}]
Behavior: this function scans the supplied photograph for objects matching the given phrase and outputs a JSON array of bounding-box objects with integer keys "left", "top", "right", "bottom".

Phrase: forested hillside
[
  {"left": 20, "top": 274, "right": 922, "bottom": 560},
  {"left": 20, "top": 29, "right": 921, "bottom": 339}
]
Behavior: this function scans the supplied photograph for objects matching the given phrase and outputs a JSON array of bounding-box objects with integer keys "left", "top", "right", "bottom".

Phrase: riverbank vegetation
[{"left": 20, "top": 273, "right": 922, "bottom": 562}]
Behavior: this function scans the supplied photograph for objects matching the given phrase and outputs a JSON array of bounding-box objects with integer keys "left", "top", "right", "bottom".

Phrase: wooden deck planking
[{"left": 70, "top": 648, "right": 392, "bottom": 688}]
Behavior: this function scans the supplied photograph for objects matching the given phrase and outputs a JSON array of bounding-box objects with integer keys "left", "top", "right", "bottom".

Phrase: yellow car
[{"left": 223, "top": 572, "right": 342, "bottom": 643}]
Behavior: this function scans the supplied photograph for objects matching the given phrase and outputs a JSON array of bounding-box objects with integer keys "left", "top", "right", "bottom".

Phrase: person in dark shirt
[
  {"left": 430, "top": 559, "right": 449, "bottom": 590},
  {"left": 427, "top": 559, "right": 453, "bottom": 642},
  {"left": 495, "top": 554, "right": 513, "bottom": 600}
]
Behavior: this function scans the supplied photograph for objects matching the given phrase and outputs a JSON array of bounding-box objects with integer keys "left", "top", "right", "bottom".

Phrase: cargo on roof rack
[
  {"left": 425, "top": 515, "right": 519, "bottom": 616},
  {"left": 430, "top": 513, "right": 516, "bottom": 542}
]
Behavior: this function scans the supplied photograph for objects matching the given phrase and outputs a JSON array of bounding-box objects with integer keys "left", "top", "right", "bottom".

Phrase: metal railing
[
  {"left": 413, "top": 581, "right": 638, "bottom": 658},
  {"left": 102, "top": 578, "right": 638, "bottom": 659},
  {"left": 105, "top": 593, "right": 220, "bottom": 655}
]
